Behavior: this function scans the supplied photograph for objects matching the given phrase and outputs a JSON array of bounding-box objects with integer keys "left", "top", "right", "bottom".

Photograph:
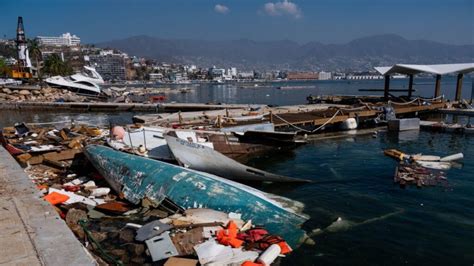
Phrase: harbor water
[
  {"left": 147, "top": 77, "right": 473, "bottom": 105},
  {"left": 1, "top": 79, "right": 473, "bottom": 265},
  {"left": 250, "top": 131, "right": 474, "bottom": 265}
]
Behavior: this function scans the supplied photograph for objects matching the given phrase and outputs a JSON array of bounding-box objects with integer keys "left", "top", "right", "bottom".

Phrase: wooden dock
[
  {"left": 271, "top": 101, "right": 446, "bottom": 129},
  {"left": 438, "top": 108, "right": 474, "bottom": 117},
  {"left": 0, "top": 101, "right": 259, "bottom": 112}
]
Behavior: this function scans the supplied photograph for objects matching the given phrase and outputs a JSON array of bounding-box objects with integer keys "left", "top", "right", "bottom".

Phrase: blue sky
[{"left": 0, "top": 0, "right": 472, "bottom": 44}]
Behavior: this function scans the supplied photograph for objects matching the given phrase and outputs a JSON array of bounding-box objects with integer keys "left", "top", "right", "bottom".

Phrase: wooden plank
[{"left": 43, "top": 149, "right": 81, "bottom": 161}]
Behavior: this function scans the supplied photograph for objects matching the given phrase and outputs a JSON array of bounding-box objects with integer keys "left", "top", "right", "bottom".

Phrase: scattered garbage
[
  {"left": 394, "top": 162, "right": 448, "bottom": 188},
  {"left": 384, "top": 149, "right": 463, "bottom": 170},
  {"left": 384, "top": 149, "right": 460, "bottom": 188},
  {"left": 1, "top": 122, "right": 301, "bottom": 265}
]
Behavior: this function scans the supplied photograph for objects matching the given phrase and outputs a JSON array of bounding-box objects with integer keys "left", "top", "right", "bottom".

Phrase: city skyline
[{"left": 0, "top": 0, "right": 472, "bottom": 45}]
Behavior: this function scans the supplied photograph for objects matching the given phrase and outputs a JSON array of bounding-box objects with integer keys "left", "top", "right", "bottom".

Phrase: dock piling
[
  {"left": 434, "top": 75, "right": 442, "bottom": 98},
  {"left": 455, "top": 73, "right": 464, "bottom": 101}
]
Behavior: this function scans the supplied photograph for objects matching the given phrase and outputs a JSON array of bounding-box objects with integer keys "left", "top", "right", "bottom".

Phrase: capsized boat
[
  {"left": 84, "top": 145, "right": 309, "bottom": 247},
  {"left": 45, "top": 66, "right": 104, "bottom": 95},
  {"left": 165, "top": 132, "right": 310, "bottom": 183}
]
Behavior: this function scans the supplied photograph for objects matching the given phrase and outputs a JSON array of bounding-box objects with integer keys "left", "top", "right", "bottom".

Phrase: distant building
[
  {"left": 88, "top": 54, "right": 126, "bottom": 81},
  {"left": 229, "top": 67, "right": 237, "bottom": 78},
  {"left": 36, "top": 33, "right": 81, "bottom": 47},
  {"left": 286, "top": 72, "right": 318, "bottom": 80},
  {"left": 149, "top": 73, "right": 164, "bottom": 81},
  {"left": 99, "top": 50, "right": 115, "bottom": 56},
  {"left": 318, "top": 71, "right": 332, "bottom": 80},
  {"left": 346, "top": 74, "right": 384, "bottom": 80},
  {"left": 209, "top": 67, "right": 225, "bottom": 78},
  {"left": 169, "top": 72, "right": 187, "bottom": 82},
  {"left": 238, "top": 71, "right": 254, "bottom": 79}
]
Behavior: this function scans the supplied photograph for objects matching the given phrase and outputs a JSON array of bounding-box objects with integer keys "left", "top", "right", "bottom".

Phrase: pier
[
  {"left": 438, "top": 108, "right": 474, "bottom": 117},
  {"left": 0, "top": 101, "right": 259, "bottom": 112},
  {"left": 0, "top": 146, "right": 95, "bottom": 265},
  {"left": 270, "top": 100, "right": 446, "bottom": 129}
]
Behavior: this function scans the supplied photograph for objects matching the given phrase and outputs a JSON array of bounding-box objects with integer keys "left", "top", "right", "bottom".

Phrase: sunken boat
[
  {"left": 84, "top": 144, "right": 309, "bottom": 247},
  {"left": 165, "top": 131, "right": 310, "bottom": 183},
  {"left": 107, "top": 126, "right": 304, "bottom": 164}
]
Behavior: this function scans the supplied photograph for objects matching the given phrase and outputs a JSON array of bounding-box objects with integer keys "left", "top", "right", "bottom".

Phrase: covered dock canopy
[{"left": 374, "top": 63, "right": 474, "bottom": 100}]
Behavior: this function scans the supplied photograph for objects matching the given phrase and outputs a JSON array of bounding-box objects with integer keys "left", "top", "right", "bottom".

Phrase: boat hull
[
  {"left": 165, "top": 134, "right": 310, "bottom": 183},
  {"left": 84, "top": 145, "right": 308, "bottom": 247}
]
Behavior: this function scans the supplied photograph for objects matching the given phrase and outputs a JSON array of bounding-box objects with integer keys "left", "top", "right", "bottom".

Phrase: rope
[
  {"left": 339, "top": 105, "right": 372, "bottom": 112},
  {"left": 272, "top": 110, "right": 342, "bottom": 133},
  {"left": 422, "top": 95, "right": 444, "bottom": 102},
  {"left": 388, "top": 97, "right": 420, "bottom": 106},
  {"left": 388, "top": 95, "right": 444, "bottom": 106}
]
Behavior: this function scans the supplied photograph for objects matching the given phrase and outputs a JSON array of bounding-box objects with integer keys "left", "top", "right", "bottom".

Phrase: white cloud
[
  {"left": 263, "top": 0, "right": 302, "bottom": 19},
  {"left": 214, "top": 4, "right": 230, "bottom": 14}
]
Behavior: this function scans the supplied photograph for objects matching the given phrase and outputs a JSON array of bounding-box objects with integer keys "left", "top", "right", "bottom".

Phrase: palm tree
[
  {"left": 0, "top": 57, "right": 12, "bottom": 78},
  {"left": 43, "top": 54, "right": 73, "bottom": 76},
  {"left": 28, "top": 39, "right": 42, "bottom": 79}
]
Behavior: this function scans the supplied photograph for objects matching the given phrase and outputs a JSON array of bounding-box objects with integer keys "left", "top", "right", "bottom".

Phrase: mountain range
[{"left": 96, "top": 34, "right": 474, "bottom": 71}]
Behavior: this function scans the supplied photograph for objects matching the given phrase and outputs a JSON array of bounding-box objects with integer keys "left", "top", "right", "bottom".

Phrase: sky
[{"left": 0, "top": 0, "right": 473, "bottom": 45}]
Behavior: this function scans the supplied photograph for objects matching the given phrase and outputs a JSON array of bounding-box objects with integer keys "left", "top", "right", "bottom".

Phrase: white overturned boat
[
  {"left": 165, "top": 131, "right": 310, "bottom": 183},
  {"left": 45, "top": 66, "right": 104, "bottom": 95}
]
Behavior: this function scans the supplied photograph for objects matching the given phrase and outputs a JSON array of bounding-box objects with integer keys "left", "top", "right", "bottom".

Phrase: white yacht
[{"left": 45, "top": 66, "right": 104, "bottom": 95}]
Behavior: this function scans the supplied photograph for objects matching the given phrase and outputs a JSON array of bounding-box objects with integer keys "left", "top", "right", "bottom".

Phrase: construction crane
[{"left": 11, "top": 16, "right": 33, "bottom": 79}]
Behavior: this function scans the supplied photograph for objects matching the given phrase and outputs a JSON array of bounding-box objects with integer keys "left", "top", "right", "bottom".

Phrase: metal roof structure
[{"left": 375, "top": 63, "right": 474, "bottom": 76}]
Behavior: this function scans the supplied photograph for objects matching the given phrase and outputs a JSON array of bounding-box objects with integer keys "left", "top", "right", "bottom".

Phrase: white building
[
  {"left": 36, "top": 33, "right": 81, "bottom": 47},
  {"left": 319, "top": 71, "right": 332, "bottom": 80},
  {"left": 228, "top": 67, "right": 237, "bottom": 78},
  {"left": 99, "top": 50, "right": 115, "bottom": 56},
  {"left": 238, "top": 71, "right": 254, "bottom": 79}
]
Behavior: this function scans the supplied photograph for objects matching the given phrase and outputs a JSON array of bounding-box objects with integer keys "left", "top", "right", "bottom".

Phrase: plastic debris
[
  {"left": 44, "top": 191, "right": 70, "bottom": 205},
  {"left": 145, "top": 231, "right": 180, "bottom": 262},
  {"left": 135, "top": 220, "right": 173, "bottom": 241}
]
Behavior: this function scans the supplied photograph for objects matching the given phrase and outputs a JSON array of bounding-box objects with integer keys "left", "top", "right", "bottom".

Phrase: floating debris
[
  {"left": 394, "top": 162, "right": 448, "bottom": 188},
  {"left": 384, "top": 149, "right": 463, "bottom": 170}
]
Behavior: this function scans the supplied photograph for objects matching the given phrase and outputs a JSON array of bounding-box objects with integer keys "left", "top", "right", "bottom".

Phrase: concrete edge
[{"left": 0, "top": 146, "right": 97, "bottom": 266}]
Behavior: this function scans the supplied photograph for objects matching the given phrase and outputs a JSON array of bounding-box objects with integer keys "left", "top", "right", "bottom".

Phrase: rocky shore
[{"left": 0, "top": 86, "right": 87, "bottom": 102}]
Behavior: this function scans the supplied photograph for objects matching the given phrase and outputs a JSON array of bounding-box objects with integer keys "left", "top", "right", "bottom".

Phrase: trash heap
[
  {"left": 384, "top": 149, "right": 463, "bottom": 188},
  {"left": 0, "top": 87, "right": 87, "bottom": 102},
  {"left": 41, "top": 172, "right": 293, "bottom": 265},
  {"left": 1, "top": 123, "right": 296, "bottom": 265},
  {"left": 394, "top": 162, "right": 448, "bottom": 188}
]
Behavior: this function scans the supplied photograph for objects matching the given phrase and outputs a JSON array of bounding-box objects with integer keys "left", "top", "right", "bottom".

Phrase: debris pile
[
  {"left": 1, "top": 122, "right": 297, "bottom": 265},
  {"left": 0, "top": 87, "right": 87, "bottom": 102},
  {"left": 394, "top": 162, "right": 448, "bottom": 188},
  {"left": 384, "top": 149, "right": 463, "bottom": 188}
]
